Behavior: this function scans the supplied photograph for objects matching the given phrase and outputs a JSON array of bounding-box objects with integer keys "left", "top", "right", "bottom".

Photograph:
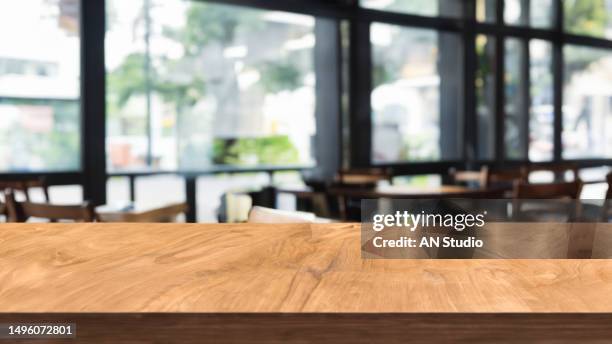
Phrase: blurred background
[{"left": 1, "top": 0, "right": 612, "bottom": 223}]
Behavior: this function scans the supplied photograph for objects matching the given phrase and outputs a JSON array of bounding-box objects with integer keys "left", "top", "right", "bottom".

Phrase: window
[
  {"left": 0, "top": 0, "right": 80, "bottom": 172},
  {"left": 106, "top": 0, "right": 317, "bottom": 171},
  {"left": 529, "top": 40, "right": 554, "bottom": 162},
  {"left": 504, "top": 0, "right": 554, "bottom": 28},
  {"left": 361, "top": 0, "right": 464, "bottom": 18},
  {"left": 563, "top": 45, "right": 612, "bottom": 159},
  {"left": 371, "top": 23, "right": 463, "bottom": 163},
  {"left": 504, "top": 38, "right": 528, "bottom": 160},
  {"left": 475, "top": 35, "right": 496, "bottom": 160},
  {"left": 565, "top": 0, "right": 612, "bottom": 40}
]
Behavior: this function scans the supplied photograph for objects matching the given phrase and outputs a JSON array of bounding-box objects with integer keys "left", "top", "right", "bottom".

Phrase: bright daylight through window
[
  {"left": 0, "top": 0, "right": 80, "bottom": 172},
  {"left": 106, "top": 0, "right": 317, "bottom": 171}
]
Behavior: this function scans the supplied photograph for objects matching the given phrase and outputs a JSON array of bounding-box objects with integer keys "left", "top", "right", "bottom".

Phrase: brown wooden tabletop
[
  {"left": 3, "top": 223, "right": 612, "bottom": 343},
  {"left": 2, "top": 222, "right": 612, "bottom": 313}
]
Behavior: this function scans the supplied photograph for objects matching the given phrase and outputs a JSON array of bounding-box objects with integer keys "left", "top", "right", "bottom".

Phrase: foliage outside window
[
  {"left": 565, "top": 0, "right": 612, "bottom": 40},
  {"left": 106, "top": 0, "right": 316, "bottom": 171}
]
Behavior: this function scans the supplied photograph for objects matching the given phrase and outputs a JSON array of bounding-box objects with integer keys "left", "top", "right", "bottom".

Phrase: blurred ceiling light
[
  {"left": 284, "top": 34, "right": 315, "bottom": 51},
  {"left": 263, "top": 11, "right": 314, "bottom": 27},
  {"left": 223, "top": 45, "right": 248, "bottom": 59},
  {"left": 361, "top": 0, "right": 396, "bottom": 9}
]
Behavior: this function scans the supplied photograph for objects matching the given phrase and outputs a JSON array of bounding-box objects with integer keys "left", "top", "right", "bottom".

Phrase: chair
[
  {"left": 5, "top": 190, "right": 97, "bottom": 223},
  {"left": 0, "top": 196, "right": 6, "bottom": 220},
  {"left": 602, "top": 172, "right": 612, "bottom": 222},
  {"left": 0, "top": 177, "right": 50, "bottom": 202},
  {"left": 247, "top": 206, "right": 319, "bottom": 224},
  {"left": 449, "top": 166, "right": 526, "bottom": 192},
  {"left": 485, "top": 167, "right": 527, "bottom": 189},
  {"left": 512, "top": 180, "right": 583, "bottom": 221},
  {"left": 333, "top": 168, "right": 392, "bottom": 221}
]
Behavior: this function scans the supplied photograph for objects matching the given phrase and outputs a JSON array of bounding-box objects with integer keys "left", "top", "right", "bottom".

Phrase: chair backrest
[
  {"left": 513, "top": 180, "right": 582, "bottom": 199},
  {"left": 5, "top": 190, "right": 96, "bottom": 223},
  {"left": 0, "top": 178, "right": 50, "bottom": 202},
  {"left": 602, "top": 172, "right": 612, "bottom": 221},
  {"left": 485, "top": 167, "right": 527, "bottom": 189},
  {"left": 606, "top": 172, "right": 612, "bottom": 200},
  {"left": 512, "top": 180, "right": 583, "bottom": 221},
  {"left": 0, "top": 195, "right": 5, "bottom": 220},
  {"left": 247, "top": 206, "right": 317, "bottom": 224}
]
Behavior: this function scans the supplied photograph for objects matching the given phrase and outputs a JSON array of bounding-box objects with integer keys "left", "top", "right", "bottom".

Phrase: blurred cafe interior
[{"left": 2, "top": 0, "right": 612, "bottom": 224}]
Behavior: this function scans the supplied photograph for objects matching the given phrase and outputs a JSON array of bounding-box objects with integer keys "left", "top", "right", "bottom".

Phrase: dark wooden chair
[
  {"left": 486, "top": 167, "right": 527, "bottom": 189},
  {"left": 512, "top": 180, "right": 583, "bottom": 221},
  {"left": 5, "top": 190, "right": 97, "bottom": 223},
  {"left": 0, "top": 177, "right": 50, "bottom": 202},
  {"left": 334, "top": 168, "right": 392, "bottom": 221},
  {"left": 602, "top": 172, "right": 612, "bottom": 222},
  {"left": 0, "top": 196, "right": 6, "bottom": 220},
  {"left": 449, "top": 166, "right": 526, "bottom": 192}
]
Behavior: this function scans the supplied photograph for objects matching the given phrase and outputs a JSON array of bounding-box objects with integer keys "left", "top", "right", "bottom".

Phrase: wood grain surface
[{"left": 2, "top": 223, "right": 612, "bottom": 313}]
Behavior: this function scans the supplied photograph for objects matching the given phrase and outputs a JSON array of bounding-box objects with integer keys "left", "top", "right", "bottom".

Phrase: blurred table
[
  {"left": 96, "top": 202, "right": 188, "bottom": 222},
  {"left": 278, "top": 184, "right": 484, "bottom": 199}
]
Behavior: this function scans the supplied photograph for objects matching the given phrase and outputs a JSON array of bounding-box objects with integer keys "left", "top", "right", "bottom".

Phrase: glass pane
[
  {"left": 563, "top": 45, "right": 612, "bottom": 159},
  {"left": 529, "top": 40, "right": 554, "bottom": 162},
  {"left": 504, "top": 38, "right": 527, "bottom": 160},
  {"left": 475, "top": 35, "right": 496, "bottom": 160},
  {"left": 531, "top": 0, "right": 554, "bottom": 28},
  {"left": 361, "top": 0, "right": 464, "bottom": 18},
  {"left": 504, "top": 0, "right": 525, "bottom": 25},
  {"left": 106, "top": 1, "right": 317, "bottom": 170},
  {"left": 505, "top": 0, "right": 554, "bottom": 28},
  {"left": 106, "top": 0, "right": 148, "bottom": 171},
  {"left": 0, "top": 0, "right": 80, "bottom": 172},
  {"left": 371, "top": 23, "right": 463, "bottom": 163},
  {"left": 477, "top": 0, "right": 497, "bottom": 23},
  {"left": 565, "top": 0, "right": 612, "bottom": 39}
]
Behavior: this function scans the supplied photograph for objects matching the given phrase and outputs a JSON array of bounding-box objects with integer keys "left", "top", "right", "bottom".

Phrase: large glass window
[
  {"left": 504, "top": 38, "right": 527, "bottom": 160},
  {"left": 565, "top": 0, "right": 612, "bottom": 40},
  {"left": 529, "top": 40, "right": 554, "bottom": 162},
  {"left": 0, "top": 0, "right": 80, "bottom": 172},
  {"left": 106, "top": 0, "right": 317, "bottom": 171},
  {"left": 563, "top": 45, "right": 612, "bottom": 159},
  {"left": 371, "top": 23, "right": 463, "bottom": 163},
  {"left": 475, "top": 35, "right": 497, "bottom": 160},
  {"left": 361, "top": 0, "right": 464, "bottom": 18}
]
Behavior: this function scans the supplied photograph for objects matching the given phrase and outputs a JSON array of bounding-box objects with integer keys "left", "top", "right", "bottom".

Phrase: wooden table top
[{"left": 2, "top": 223, "right": 612, "bottom": 313}]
